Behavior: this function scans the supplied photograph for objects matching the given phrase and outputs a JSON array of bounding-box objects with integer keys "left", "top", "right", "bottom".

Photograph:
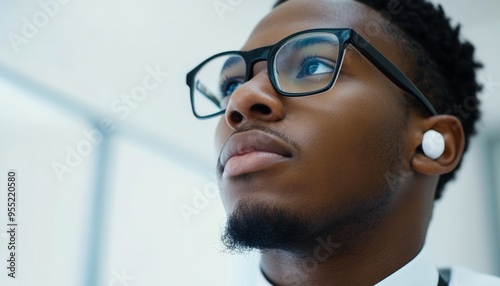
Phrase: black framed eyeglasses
[{"left": 186, "top": 28, "right": 438, "bottom": 119}]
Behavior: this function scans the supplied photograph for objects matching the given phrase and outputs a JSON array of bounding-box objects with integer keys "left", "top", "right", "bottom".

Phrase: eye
[
  {"left": 297, "top": 56, "right": 334, "bottom": 78},
  {"left": 219, "top": 76, "right": 244, "bottom": 97}
]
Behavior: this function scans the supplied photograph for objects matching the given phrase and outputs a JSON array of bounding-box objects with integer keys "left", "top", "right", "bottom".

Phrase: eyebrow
[
  {"left": 287, "top": 35, "right": 339, "bottom": 50},
  {"left": 221, "top": 56, "right": 244, "bottom": 73},
  {"left": 221, "top": 35, "right": 341, "bottom": 73}
]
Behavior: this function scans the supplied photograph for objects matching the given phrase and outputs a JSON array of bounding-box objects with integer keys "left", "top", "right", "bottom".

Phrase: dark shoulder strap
[{"left": 438, "top": 268, "right": 451, "bottom": 286}]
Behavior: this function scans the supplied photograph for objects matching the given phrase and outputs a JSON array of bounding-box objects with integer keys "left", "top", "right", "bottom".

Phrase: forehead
[{"left": 243, "top": 0, "right": 399, "bottom": 61}]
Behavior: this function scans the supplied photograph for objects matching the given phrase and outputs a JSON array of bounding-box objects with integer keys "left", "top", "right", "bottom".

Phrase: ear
[{"left": 411, "top": 115, "right": 465, "bottom": 176}]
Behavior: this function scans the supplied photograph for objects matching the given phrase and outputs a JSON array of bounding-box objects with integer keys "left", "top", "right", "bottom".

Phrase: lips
[{"left": 218, "top": 129, "right": 294, "bottom": 177}]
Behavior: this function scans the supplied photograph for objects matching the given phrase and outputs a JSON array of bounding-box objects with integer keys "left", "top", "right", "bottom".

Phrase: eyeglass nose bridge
[{"left": 244, "top": 46, "right": 273, "bottom": 81}]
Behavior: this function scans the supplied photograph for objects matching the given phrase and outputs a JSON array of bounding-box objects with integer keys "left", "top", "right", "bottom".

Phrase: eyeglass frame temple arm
[{"left": 349, "top": 31, "right": 438, "bottom": 116}]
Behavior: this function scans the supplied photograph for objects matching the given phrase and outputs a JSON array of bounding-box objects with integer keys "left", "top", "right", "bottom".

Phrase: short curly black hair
[{"left": 274, "top": 0, "right": 483, "bottom": 200}]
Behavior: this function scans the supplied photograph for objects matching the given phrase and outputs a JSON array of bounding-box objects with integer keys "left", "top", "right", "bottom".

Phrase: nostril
[
  {"left": 250, "top": 104, "right": 272, "bottom": 115},
  {"left": 230, "top": 111, "right": 244, "bottom": 123}
]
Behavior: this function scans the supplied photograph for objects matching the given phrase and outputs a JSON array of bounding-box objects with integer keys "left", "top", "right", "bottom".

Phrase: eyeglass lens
[{"left": 192, "top": 32, "right": 341, "bottom": 117}]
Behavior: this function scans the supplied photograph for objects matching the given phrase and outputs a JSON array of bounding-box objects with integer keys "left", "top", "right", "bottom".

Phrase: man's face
[{"left": 215, "top": 0, "right": 414, "bottom": 251}]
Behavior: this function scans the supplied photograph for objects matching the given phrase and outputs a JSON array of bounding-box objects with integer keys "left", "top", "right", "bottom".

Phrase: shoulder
[{"left": 449, "top": 266, "right": 500, "bottom": 286}]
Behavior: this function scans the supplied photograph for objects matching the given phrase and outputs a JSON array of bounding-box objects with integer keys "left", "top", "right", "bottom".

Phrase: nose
[{"left": 224, "top": 63, "right": 286, "bottom": 129}]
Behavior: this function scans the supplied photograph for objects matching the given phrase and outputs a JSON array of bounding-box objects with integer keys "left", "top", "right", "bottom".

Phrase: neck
[
  {"left": 260, "top": 185, "right": 434, "bottom": 286},
  {"left": 261, "top": 234, "right": 424, "bottom": 285}
]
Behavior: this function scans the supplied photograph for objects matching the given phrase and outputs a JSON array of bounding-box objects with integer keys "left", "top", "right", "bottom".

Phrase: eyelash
[
  {"left": 298, "top": 55, "right": 335, "bottom": 69},
  {"left": 297, "top": 55, "right": 335, "bottom": 76},
  {"left": 219, "top": 75, "right": 244, "bottom": 96}
]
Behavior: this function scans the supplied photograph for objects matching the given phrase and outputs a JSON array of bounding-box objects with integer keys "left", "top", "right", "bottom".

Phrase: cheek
[
  {"left": 214, "top": 118, "right": 234, "bottom": 212},
  {"left": 284, "top": 84, "right": 406, "bottom": 201},
  {"left": 215, "top": 117, "right": 232, "bottom": 154}
]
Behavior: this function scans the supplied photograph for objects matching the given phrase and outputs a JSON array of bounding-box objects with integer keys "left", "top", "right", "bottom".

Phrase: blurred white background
[{"left": 0, "top": 0, "right": 498, "bottom": 285}]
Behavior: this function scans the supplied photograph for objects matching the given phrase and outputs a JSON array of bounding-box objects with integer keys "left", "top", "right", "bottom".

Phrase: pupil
[
  {"left": 227, "top": 83, "right": 239, "bottom": 95},
  {"left": 308, "top": 63, "right": 319, "bottom": 75}
]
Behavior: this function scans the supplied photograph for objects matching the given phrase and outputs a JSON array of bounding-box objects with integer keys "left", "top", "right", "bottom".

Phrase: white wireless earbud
[{"left": 422, "top": 130, "right": 445, "bottom": 160}]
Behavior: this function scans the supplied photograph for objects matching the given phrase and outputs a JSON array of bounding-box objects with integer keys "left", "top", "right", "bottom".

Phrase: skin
[{"left": 214, "top": 0, "right": 465, "bottom": 285}]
